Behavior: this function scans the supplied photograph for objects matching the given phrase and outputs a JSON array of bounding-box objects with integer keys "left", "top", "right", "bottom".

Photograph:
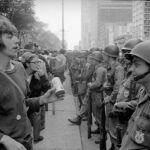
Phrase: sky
[{"left": 34, "top": 0, "right": 81, "bottom": 49}]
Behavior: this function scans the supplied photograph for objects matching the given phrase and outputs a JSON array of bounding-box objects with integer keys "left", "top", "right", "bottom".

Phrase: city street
[
  {"left": 34, "top": 73, "right": 102, "bottom": 150},
  {"left": 34, "top": 73, "right": 82, "bottom": 150}
]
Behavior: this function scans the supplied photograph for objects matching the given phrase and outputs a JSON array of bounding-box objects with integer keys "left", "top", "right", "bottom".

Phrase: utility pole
[{"left": 62, "top": 0, "right": 65, "bottom": 49}]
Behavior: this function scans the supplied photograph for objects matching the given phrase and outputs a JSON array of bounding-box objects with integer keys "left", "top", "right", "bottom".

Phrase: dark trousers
[
  {"left": 40, "top": 105, "right": 45, "bottom": 130},
  {"left": 29, "top": 112, "right": 41, "bottom": 140}
]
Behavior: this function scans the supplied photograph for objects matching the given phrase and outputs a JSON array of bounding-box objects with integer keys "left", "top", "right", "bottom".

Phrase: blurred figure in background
[{"left": 50, "top": 49, "right": 66, "bottom": 83}]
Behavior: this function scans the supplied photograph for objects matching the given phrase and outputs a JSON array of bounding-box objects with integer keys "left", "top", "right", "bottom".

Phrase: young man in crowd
[{"left": 0, "top": 15, "right": 64, "bottom": 150}]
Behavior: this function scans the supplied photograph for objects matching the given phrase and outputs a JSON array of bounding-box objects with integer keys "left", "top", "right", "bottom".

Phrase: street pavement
[
  {"left": 34, "top": 73, "right": 82, "bottom": 150},
  {"left": 34, "top": 72, "right": 111, "bottom": 150},
  {"left": 74, "top": 96, "right": 99, "bottom": 150}
]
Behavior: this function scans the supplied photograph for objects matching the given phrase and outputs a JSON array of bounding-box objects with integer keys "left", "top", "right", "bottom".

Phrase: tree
[
  {"left": 0, "top": 0, "right": 61, "bottom": 50},
  {"left": 30, "top": 21, "right": 61, "bottom": 50},
  {"left": 0, "top": 0, "right": 36, "bottom": 31}
]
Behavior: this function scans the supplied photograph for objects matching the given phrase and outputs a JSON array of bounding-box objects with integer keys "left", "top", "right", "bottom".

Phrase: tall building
[
  {"left": 81, "top": 0, "right": 98, "bottom": 50},
  {"left": 97, "top": 0, "right": 132, "bottom": 48},
  {"left": 81, "top": 0, "right": 132, "bottom": 49},
  {"left": 132, "top": 0, "right": 150, "bottom": 40}
]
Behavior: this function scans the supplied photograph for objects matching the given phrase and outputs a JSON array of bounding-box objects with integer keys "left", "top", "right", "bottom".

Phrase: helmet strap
[{"left": 134, "top": 69, "right": 150, "bottom": 81}]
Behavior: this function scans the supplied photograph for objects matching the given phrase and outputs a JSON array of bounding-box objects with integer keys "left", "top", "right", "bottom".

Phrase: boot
[
  {"left": 34, "top": 136, "right": 44, "bottom": 143},
  {"left": 68, "top": 116, "right": 81, "bottom": 125}
]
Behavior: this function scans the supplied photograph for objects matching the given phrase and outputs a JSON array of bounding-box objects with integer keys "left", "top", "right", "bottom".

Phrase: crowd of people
[
  {"left": 1, "top": 14, "right": 150, "bottom": 150},
  {"left": 68, "top": 39, "right": 150, "bottom": 150},
  {"left": 0, "top": 16, "right": 65, "bottom": 150}
]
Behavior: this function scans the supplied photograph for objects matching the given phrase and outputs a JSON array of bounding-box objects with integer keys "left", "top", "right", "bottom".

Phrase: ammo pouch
[{"left": 130, "top": 116, "right": 150, "bottom": 147}]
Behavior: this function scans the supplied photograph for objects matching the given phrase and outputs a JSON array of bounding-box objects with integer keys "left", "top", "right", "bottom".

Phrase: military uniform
[
  {"left": 119, "top": 41, "right": 150, "bottom": 150},
  {"left": 90, "top": 63, "right": 107, "bottom": 126},
  {"left": 70, "top": 58, "right": 81, "bottom": 95},
  {"left": 68, "top": 51, "right": 103, "bottom": 125},
  {"left": 109, "top": 76, "right": 144, "bottom": 149},
  {"left": 105, "top": 61, "right": 124, "bottom": 131},
  {"left": 76, "top": 62, "right": 95, "bottom": 118},
  {"left": 120, "top": 90, "right": 150, "bottom": 150}
]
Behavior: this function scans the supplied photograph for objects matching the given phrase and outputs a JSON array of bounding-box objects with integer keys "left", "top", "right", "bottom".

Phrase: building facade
[
  {"left": 132, "top": 0, "right": 150, "bottom": 40},
  {"left": 81, "top": 0, "right": 132, "bottom": 49},
  {"left": 97, "top": 0, "right": 132, "bottom": 48},
  {"left": 81, "top": 0, "right": 98, "bottom": 50}
]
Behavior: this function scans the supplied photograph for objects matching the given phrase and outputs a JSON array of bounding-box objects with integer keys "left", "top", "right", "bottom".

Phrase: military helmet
[
  {"left": 103, "top": 45, "right": 119, "bottom": 58},
  {"left": 125, "top": 41, "right": 150, "bottom": 64},
  {"left": 89, "top": 51, "right": 103, "bottom": 62},
  {"left": 122, "top": 39, "right": 143, "bottom": 52}
]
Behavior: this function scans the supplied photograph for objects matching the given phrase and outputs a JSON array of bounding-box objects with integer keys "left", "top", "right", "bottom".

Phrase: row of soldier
[{"left": 68, "top": 39, "right": 150, "bottom": 150}]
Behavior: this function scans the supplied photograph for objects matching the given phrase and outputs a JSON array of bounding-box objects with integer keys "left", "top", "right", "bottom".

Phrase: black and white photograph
[{"left": 0, "top": 0, "right": 150, "bottom": 150}]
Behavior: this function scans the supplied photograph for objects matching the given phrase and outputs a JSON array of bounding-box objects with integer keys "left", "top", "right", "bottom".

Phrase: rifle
[
  {"left": 87, "top": 88, "right": 92, "bottom": 139},
  {"left": 116, "top": 115, "right": 122, "bottom": 149},
  {"left": 100, "top": 89, "right": 106, "bottom": 150}
]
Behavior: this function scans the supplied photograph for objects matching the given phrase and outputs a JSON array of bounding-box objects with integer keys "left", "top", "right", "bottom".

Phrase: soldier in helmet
[
  {"left": 68, "top": 51, "right": 106, "bottom": 127},
  {"left": 108, "top": 39, "right": 143, "bottom": 149},
  {"left": 87, "top": 51, "right": 107, "bottom": 135},
  {"left": 102, "top": 45, "right": 124, "bottom": 149},
  {"left": 121, "top": 39, "right": 143, "bottom": 77},
  {"left": 119, "top": 41, "right": 150, "bottom": 150}
]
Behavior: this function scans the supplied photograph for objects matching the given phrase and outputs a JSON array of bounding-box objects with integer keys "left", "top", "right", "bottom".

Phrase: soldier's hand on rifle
[{"left": 114, "top": 102, "right": 128, "bottom": 110}]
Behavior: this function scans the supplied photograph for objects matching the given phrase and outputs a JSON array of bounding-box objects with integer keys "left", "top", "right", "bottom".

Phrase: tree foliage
[
  {"left": 0, "top": 0, "right": 35, "bottom": 30},
  {"left": 30, "top": 21, "right": 61, "bottom": 50},
  {"left": 0, "top": 0, "right": 61, "bottom": 50}
]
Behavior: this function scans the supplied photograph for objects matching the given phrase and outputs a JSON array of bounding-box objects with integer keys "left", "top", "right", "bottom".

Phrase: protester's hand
[
  {"left": 34, "top": 67, "right": 45, "bottom": 80},
  {"left": 0, "top": 135, "right": 26, "bottom": 150},
  {"left": 40, "top": 88, "right": 64, "bottom": 105},
  {"left": 114, "top": 102, "right": 128, "bottom": 110},
  {"left": 104, "top": 96, "right": 111, "bottom": 104}
]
